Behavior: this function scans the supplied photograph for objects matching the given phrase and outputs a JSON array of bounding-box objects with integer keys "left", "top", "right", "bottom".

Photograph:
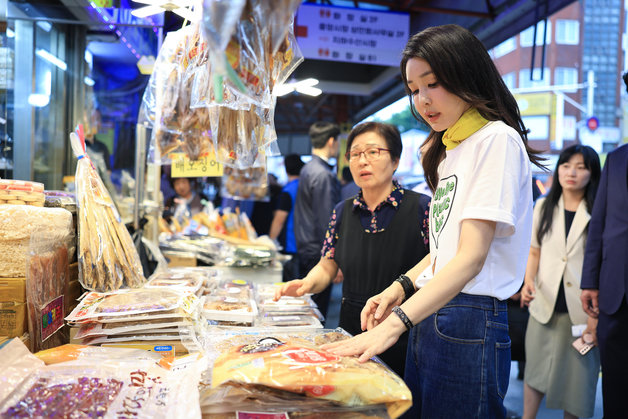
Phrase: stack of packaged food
[
  {"left": 255, "top": 283, "right": 323, "bottom": 329},
  {"left": 66, "top": 287, "right": 199, "bottom": 357},
  {"left": 0, "top": 179, "right": 45, "bottom": 206},
  {"left": 201, "top": 278, "right": 258, "bottom": 326},
  {"left": 198, "top": 329, "right": 412, "bottom": 418}
]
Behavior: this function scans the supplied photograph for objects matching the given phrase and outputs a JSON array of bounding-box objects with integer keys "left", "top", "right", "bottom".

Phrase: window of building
[
  {"left": 519, "top": 68, "right": 551, "bottom": 89},
  {"left": 556, "top": 20, "right": 579, "bottom": 45},
  {"left": 501, "top": 72, "right": 516, "bottom": 89},
  {"left": 492, "top": 37, "right": 516, "bottom": 58},
  {"left": 520, "top": 21, "right": 552, "bottom": 47},
  {"left": 554, "top": 67, "right": 578, "bottom": 91}
]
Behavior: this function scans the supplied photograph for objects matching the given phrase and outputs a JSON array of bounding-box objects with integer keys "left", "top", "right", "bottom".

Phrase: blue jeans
[{"left": 402, "top": 293, "right": 510, "bottom": 418}]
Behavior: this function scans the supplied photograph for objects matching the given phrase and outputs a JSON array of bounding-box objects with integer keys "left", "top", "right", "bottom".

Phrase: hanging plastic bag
[{"left": 71, "top": 129, "right": 145, "bottom": 292}]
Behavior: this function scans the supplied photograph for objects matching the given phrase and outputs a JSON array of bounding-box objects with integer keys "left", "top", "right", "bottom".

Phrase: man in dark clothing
[
  {"left": 269, "top": 154, "right": 305, "bottom": 281},
  {"left": 294, "top": 121, "right": 341, "bottom": 320}
]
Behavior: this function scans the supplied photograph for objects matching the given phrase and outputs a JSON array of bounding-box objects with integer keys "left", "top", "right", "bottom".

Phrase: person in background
[
  {"left": 251, "top": 173, "right": 282, "bottom": 236},
  {"left": 340, "top": 166, "right": 360, "bottom": 200},
  {"left": 163, "top": 177, "right": 206, "bottom": 219},
  {"left": 322, "top": 24, "right": 543, "bottom": 417},
  {"left": 520, "top": 144, "right": 601, "bottom": 419},
  {"left": 85, "top": 109, "right": 112, "bottom": 175},
  {"left": 580, "top": 73, "right": 628, "bottom": 417},
  {"left": 269, "top": 154, "right": 305, "bottom": 281},
  {"left": 276, "top": 122, "right": 430, "bottom": 376},
  {"left": 294, "top": 121, "right": 341, "bottom": 320}
]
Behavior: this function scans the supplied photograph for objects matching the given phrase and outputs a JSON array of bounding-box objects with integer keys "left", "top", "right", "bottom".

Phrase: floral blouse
[{"left": 321, "top": 180, "right": 431, "bottom": 259}]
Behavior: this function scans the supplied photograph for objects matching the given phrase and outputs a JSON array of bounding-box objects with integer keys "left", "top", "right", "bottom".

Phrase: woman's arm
[
  {"left": 360, "top": 253, "right": 431, "bottom": 330},
  {"left": 520, "top": 246, "right": 540, "bottom": 307},
  {"left": 323, "top": 218, "right": 496, "bottom": 362},
  {"left": 274, "top": 257, "right": 339, "bottom": 300}
]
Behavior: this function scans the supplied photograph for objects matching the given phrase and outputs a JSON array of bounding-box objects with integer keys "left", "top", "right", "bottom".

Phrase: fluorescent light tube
[
  {"left": 84, "top": 76, "right": 95, "bottom": 86},
  {"left": 131, "top": 5, "right": 164, "bottom": 18},
  {"left": 35, "top": 49, "right": 67, "bottom": 71}
]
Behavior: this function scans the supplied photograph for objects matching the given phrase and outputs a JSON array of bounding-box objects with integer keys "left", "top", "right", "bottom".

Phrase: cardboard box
[
  {"left": 0, "top": 277, "right": 27, "bottom": 338},
  {"left": 164, "top": 253, "right": 197, "bottom": 268},
  {"left": 64, "top": 280, "right": 82, "bottom": 316},
  {"left": 0, "top": 301, "right": 27, "bottom": 337},
  {"left": 0, "top": 277, "right": 26, "bottom": 302}
]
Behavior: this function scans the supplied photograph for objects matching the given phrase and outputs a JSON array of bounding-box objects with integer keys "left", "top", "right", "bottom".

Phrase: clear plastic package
[
  {"left": 65, "top": 288, "right": 198, "bottom": 322},
  {"left": 71, "top": 131, "right": 145, "bottom": 292},
  {"left": 205, "top": 329, "right": 411, "bottom": 418}
]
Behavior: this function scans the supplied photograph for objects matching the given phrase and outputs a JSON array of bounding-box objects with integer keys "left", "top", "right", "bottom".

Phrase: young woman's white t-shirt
[{"left": 415, "top": 120, "right": 533, "bottom": 300}]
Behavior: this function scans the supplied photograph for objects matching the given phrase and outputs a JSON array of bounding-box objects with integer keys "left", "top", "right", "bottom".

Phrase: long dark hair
[
  {"left": 399, "top": 24, "right": 545, "bottom": 191},
  {"left": 536, "top": 144, "right": 601, "bottom": 244}
]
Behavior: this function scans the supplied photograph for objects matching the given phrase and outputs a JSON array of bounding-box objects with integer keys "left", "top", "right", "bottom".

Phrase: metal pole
[
  {"left": 555, "top": 92, "right": 564, "bottom": 150},
  {"left": 133, "top": 123, "right": 147, "bottom": 231},
  {"left": 587, "top": 70, "right": 595, "bottom": 117}
]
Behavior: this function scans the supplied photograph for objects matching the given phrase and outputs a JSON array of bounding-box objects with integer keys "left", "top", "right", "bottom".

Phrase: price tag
[{"left": 170, "top": 152, "right": 224, "bottom": 177}]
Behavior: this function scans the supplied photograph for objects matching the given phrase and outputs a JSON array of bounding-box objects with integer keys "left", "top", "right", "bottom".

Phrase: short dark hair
[
  {"left": 309, "top": 121, "right": 340, "bottom": 149},
  {"left": 345, "top": 121, "right": 402, "bottom": 162},
  {"left": 623, "top": 71, "right": 628, "bottom": 94},
  {"left": 169, "top": 176, "right": 196, "bottom": 189},
  {"left": 284, "top": 154, "right": 305, "bottom": 176}
]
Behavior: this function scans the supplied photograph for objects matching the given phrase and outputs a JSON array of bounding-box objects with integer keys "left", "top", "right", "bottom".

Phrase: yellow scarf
[{"left": 442, "top": 107, "right": 489, "bottom": 150}]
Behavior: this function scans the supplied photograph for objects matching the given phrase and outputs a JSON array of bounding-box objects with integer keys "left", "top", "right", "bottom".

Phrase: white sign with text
[{"left": 295, "top": 4, "right": 409, "bottom": 66}]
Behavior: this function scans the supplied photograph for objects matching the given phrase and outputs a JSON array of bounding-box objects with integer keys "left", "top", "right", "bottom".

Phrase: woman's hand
[
  {"left": 520, "top": 280, "right": 536, "bottom": 307},
  {"left": 274, "top": 279, "right": 312, "bottom": 300},
  {"left": 360, "top": 282, "right": 405, "bottom": 331},
  {"left": 321, "top": 313, "right": 406, "bottom": 363}
]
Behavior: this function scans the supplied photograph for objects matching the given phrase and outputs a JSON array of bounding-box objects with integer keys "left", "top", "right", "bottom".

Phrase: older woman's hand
[
  {"left": 273, "top": 279, "right": 312, "bottom": 301},
  {"left": 360, "top": 282, "right": 405, "bottom": 331}
]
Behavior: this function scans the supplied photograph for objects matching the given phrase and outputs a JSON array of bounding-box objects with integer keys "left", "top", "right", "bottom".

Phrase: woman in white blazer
[{"left": 521, "top": 144, "right": 601, "bottom": 419}]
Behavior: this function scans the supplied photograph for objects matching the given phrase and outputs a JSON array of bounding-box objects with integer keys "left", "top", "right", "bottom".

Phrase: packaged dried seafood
[
  {"left": 65, "top": 288, "right": 198, "bottom": 322},
  {"left": 0, "top": 356, "right": 202, "bottom": 419},
  {"left": 201, "top": 294, "right": 258, "bottom": 325},
  {"left": 255, "top": 313, "right": 323, "bottom": 329},
  {"left": 33, "top": 344, "right": 161, "bottom": 365},
  {"left": 145, "top": 271, "right": 204, "bottom": 294},
  {"left": 74, "top": 319, "right": 192, "bottom": 340},
  {"left": 221, "top": 163, "right": 269, "bottom": 201},
  {"left": 26, "top": 229, "right": 72, "bottom": 352},
  {"left": 71, "top": 131, "right": 145, "bottom": 292},
  {"left": 210, "top": 330, "right": 411, "bottom": 418}
]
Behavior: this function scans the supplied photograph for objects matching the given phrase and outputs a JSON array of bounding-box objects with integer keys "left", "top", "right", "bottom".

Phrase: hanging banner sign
[
  {"left": 170, "top": 152, "right": 224, "bottom": 178},
  {"left": 295, "top": 3, "right": 409, "bottom": 67}
]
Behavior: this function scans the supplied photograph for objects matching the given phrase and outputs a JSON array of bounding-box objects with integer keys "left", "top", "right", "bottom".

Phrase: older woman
[{"left": 275, "top": 121, "right": 430, "bottom": 376}]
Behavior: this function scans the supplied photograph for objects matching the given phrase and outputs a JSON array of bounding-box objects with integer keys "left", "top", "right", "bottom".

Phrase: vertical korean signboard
[{"left": 295, "top": 4, "right": 410, "bottom": 67}]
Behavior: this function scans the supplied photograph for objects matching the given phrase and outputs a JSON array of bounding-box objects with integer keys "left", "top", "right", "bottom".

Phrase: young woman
[
  {"left": 275, "top": 121, "right": 430, "bottom": 377},
  {"left": 520, "top": 145, "right": 601, "bottom": 419},
  {"left": 322, "top": 24, "right": 544, "bottom": 417}
]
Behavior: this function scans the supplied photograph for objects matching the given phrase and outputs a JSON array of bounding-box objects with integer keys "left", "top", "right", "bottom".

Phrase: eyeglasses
[{"left": 345, "top": 147, "right": 391, "bottom": 163}]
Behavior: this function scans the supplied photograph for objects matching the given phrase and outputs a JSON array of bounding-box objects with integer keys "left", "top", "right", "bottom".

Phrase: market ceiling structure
[{"left": 8, "top": 0, "right": 578, "bottom": 137}]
